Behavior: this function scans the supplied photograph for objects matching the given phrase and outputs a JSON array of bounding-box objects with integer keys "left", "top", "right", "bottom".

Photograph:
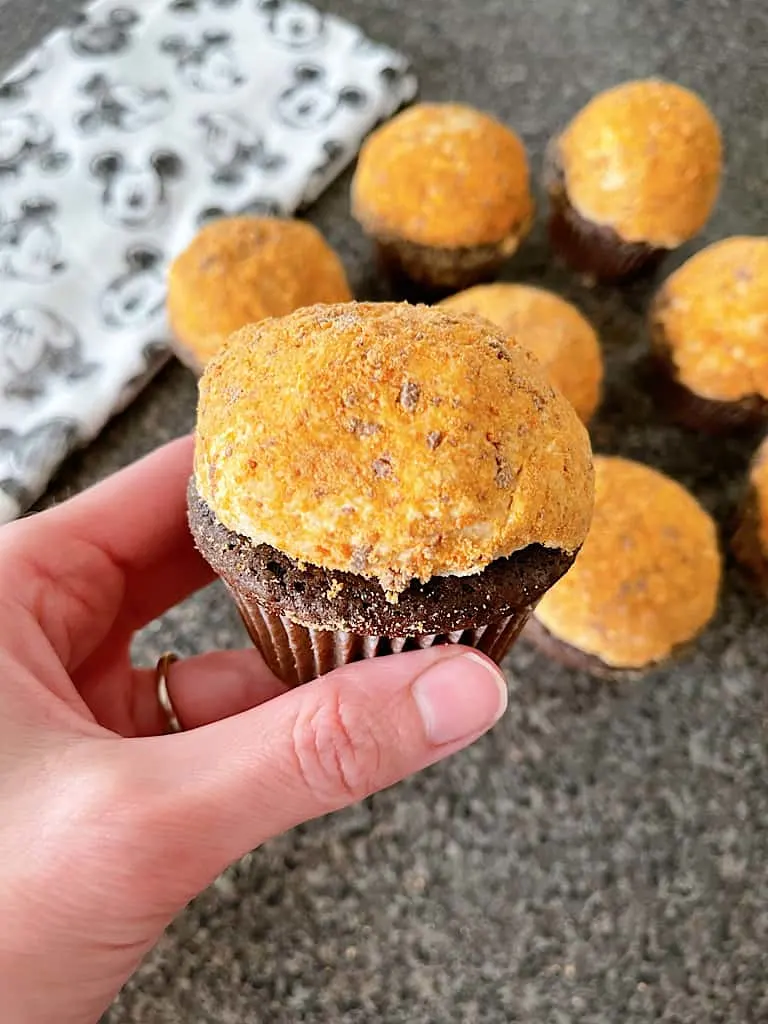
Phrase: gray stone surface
[{"left": 3, "top": 0, "right": 768, "bottom": 1021}]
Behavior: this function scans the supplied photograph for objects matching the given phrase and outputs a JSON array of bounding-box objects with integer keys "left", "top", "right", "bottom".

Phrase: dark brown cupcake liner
[
  {"left": 648, "top": 305, "right": 768, "bottom": 433},
  {"left": 233, "top": 588, "right": 532, "bottom": 687},
  {"left": 544, "top": 144, "right": 666, "bottom": 283}
]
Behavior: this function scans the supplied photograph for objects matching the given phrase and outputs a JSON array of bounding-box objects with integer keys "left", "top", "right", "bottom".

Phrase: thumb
[{"left": 116, "top": 645, "right": 507, "bottom": 904}]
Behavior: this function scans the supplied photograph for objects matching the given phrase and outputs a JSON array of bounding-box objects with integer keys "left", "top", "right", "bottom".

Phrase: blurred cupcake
[
  {"left": 189, "top": 302, "right": 594, "bottom": 686},
  {"left": 526, "top": 456, "right": 721, "bottom": 677},
  {"left": 168, "top": 217, "right": 352, "bottom": 373},
  {"left": 546, "top": 80, "right": 722, "bottom": 282},
  {"left": 439, "top": 283, "right": 603, "bottom": 423},
  {"left": 649, "top": 236, "right": 768, "bottom": 432},
  {"left": 351, "top": 103, "right": 533, "bottom": 292},
  {"left": 732, "top": 435, "right": 768, "bottom": 590}
]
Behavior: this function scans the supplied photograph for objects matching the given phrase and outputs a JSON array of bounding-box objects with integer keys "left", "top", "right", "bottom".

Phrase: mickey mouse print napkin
[{"left": 0, "top": 0, "right": 417, "bottom": 523}]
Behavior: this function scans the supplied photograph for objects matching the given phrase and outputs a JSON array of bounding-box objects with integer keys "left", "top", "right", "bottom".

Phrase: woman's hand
[{"left": 0, "top": 437, "right": 507, "bottom": 1024}]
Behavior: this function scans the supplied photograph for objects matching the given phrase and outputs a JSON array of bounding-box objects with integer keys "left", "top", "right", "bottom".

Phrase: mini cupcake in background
[
  {"left": 732, "top": 435, "right": 768, "bottom": 591},
  {"left": 439, "top": 283, "right": 604, "bottom": 424},
  {"left": 545, "top": 80, "right": 722, "bottom": 282},
  {"left": 167, "top": 217, "right": 352, "bottom": 373},
  {"left": 525, "top": 456, "right": 721, "bottom": 678},
  {"left": 189, "top": 302, "right": 594, "bottom": 687},
  {"left": 649, "top": 236, "right": 768, "bottom": 432},
  {"left": 351, "top": 104, "right": 533, "bottom": 293}
]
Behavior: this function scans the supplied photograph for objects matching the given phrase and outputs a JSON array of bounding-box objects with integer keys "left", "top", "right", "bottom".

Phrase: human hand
[{"left": 0, "top": 437, "right": 508, "bottom": 1024}]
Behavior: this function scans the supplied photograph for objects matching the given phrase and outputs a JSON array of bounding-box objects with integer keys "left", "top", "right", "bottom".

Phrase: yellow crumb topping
[
  {"left": 168, "top": 217, "right": 352, "bottom": 369},
  {"left": 535, "top": 456, "right": 721, "bottom": 668},
  {"left": 439, "top": 283, "right": 603, "bottom": 423},
  {"left": 352, "top": 103, "right": 533, "bottom": 250},
  {"left": 651, "top": 236, "right": 768, "bottom": 402},
  {"left": 195, "top": 301, "right": 594, "bottom": 592},
  {"left": 558, "top": 80, "right": 722, "bottom": 248}
]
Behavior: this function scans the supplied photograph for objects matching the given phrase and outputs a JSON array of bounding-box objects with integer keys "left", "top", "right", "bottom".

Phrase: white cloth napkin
[{"left": 0, "top": 0, "right": 417, "bottom": 522}]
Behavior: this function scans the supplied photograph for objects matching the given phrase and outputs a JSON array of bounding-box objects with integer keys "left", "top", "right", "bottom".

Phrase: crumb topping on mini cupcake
[
  {"left": 557, "top": 80, "right": 722, "bottom": 249},
  {"left": 534, "top": 456, "right": 721, "bottom": 668},
  {"left": 439, "top": 283, "right": 603, "bottom": 423},
  {"left": 352, "top": 103, "right": 533, "bottom": 250},
  {"left": 195, "top": 302, "right": 594, "bottom": 594},
  {"left": 651, "top": 236, "right": 768, "bottom": 403},
  {"left": 168, "top": 217, "right": 352, "bottom": 367}
]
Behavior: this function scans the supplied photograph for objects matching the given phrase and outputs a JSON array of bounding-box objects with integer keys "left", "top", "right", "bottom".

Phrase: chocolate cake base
[
  {"left": 648, "top": 311, "right": 768, "bottom": 433},
  {"left": 188, "top": 482, "right": 576, "bottom": 686},
  {"left": 732, "top": 486, "right": 768, "bottom": 591},
  {"left": 374, "top": 232, "right": 519, "bottom": 296},
  {"left": 544, "top": 147, "right": 666, "bottom": 283}
]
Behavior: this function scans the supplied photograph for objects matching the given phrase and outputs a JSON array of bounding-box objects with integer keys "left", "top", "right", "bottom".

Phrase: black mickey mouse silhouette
[
  {"left": 160, "top": 31, "right": 245, "bottom": 92},
  {"left": 256, "top": 0, "right": 326, "bottom": 49},
  {"left": 0, "top": 418, "right": 81, "bottom": 510},
  {"left": 101, "top": 246, "right": 166, "bottom": 329},
  {"left": 75, "top": 73, "right": 171, "bottom": 135},
  {"left": 70, "top": 7, "right": 140, "bottom": 57},
  {"left": 0, "top": 306, "right": 97, "bottom": 402},
  {"left": 196, "top": 197, "right": 284, "bottom": 227},
  {"left": 276, "top": 65, "right": 367, "bottom": 130},
  {"left": 91, "top": 151, "right": 183, "bottom": 229},
  {"left": 168, "top": 0, "right": 240, "bottom": 11},
  {"left": 0, "top": 199, "right": 65, "bottom": 282},
  {"left": 198, "top": 112, "right": 285, "bottom": 186},
  {"left": 0, "top": 49, "right": 52, "bottom": 102},
  {"left": 0, "top": 114, "right": 69, "bottom": 178}
]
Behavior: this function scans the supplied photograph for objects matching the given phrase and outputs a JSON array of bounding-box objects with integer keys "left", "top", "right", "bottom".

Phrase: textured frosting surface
[
  {"left": 351, "top": 103, "right": 533, "bottom": 249},
  {"left": 168, "top": 217, "right": 352, "bottom": 367},
  {"left": 558, "top": 80, "right": 722, "bottom": 248},
  {"left": 652, "top": 236, "right": 768, "bottom": 401},
  {"left": 195, "top": 302, "right": 594, "bottom": 593},
  {"left": 535, "top": 456, "right": 721, "bottom": 668},
  {"left": 439, "top": 283, "right": 603, "bottom": 422}
]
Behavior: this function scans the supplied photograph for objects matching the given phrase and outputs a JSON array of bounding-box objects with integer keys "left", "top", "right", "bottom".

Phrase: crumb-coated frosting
[
  {"left": 535, "top": 456, "right": 721, "bottom": 668},
  {"left": 194, "top": 302, "right": 594, "bottom": 594},
  {"left": 351, "top": 103, "right": 533, "bottom": 250},
  {"left": 557, "top": 80, "right": 722, "bottom": 249},
  {"left": 651, "top": 236, "right": 768, "bottom": 402},
  {"left": 439, "top": 283, "right": 603, "bottom": 423},
  {"left": 168, "top": 217, "right": 352, "bottom": 367}
]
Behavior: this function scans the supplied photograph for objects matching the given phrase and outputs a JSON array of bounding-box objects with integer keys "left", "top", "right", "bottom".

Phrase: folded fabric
[{"left": 0, "top": 0, "right": 417, "bottom": 523}]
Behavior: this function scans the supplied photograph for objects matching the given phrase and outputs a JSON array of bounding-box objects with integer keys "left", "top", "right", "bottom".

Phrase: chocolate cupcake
[
  {"left": 439, "top": 283, "right": 603, "bottom": 424},
  {"left": 546, "top": 80, "right": 722, "bottom": 282},
  {"left": 526, "top": 456, "right": 721, "bottom": 677},
  {"left": 732, "top": 435, "right": 768, "bottom": 590},
  {"left": 649, "top": 236, "right": 768, "bottom": 432},
  {"left": 189, "top": 302, "right": 594, "bottom": 686},
  {"left": 168, "top": 217, "right": 352, "bottom": 373},
  {"left": 351, "top": 104, "right": 534, "bottom": 293}
]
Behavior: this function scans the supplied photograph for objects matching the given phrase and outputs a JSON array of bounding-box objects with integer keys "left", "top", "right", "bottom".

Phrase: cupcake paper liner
[{"left": 232, "top": 589, "right": 531, "bottom": 687}]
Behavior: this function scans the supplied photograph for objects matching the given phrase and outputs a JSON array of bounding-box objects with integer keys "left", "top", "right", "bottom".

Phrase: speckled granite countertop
[{"left": 3, "top": 0, "right": 768, "bottom": 1021}]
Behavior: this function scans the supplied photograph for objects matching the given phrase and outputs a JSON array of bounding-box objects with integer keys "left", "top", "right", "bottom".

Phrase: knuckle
[{"left": 291, "top": 687, "right": 382, "bottom": 805}]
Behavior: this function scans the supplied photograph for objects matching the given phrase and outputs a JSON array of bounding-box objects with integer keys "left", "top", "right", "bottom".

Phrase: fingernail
[{"left": 412, "top": 651, "right": 508, "bottom": 746}]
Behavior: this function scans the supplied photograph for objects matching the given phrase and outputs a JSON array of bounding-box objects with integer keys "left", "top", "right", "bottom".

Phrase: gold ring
[{"left": 156, "top": 652, "right": 183, "bottom": 733}]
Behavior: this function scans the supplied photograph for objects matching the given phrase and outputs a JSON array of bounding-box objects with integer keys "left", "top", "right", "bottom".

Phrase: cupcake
[
  {"left": 189, "top": 302, "right": 594, "bottom": 687},
  {"left": 439, "top": 283, "right": 603, "bottom": 424},
  {"left": 167, "top": 216, "right": 352, "bottom": 373},
  {"left": 732, "top": 435, "right": 768, "bottom": 590},
  {"left": 526, "top": 456, "right": 721, "bottom": 677},
  {"left": 649, "top": 236, "right": 768, "bottom": 432},
  {"left": 546, "top": 80, "right": 722, "bottom": 282},
  {"left": 351, "top": 103, "right": 533, "bottom": 293}
]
